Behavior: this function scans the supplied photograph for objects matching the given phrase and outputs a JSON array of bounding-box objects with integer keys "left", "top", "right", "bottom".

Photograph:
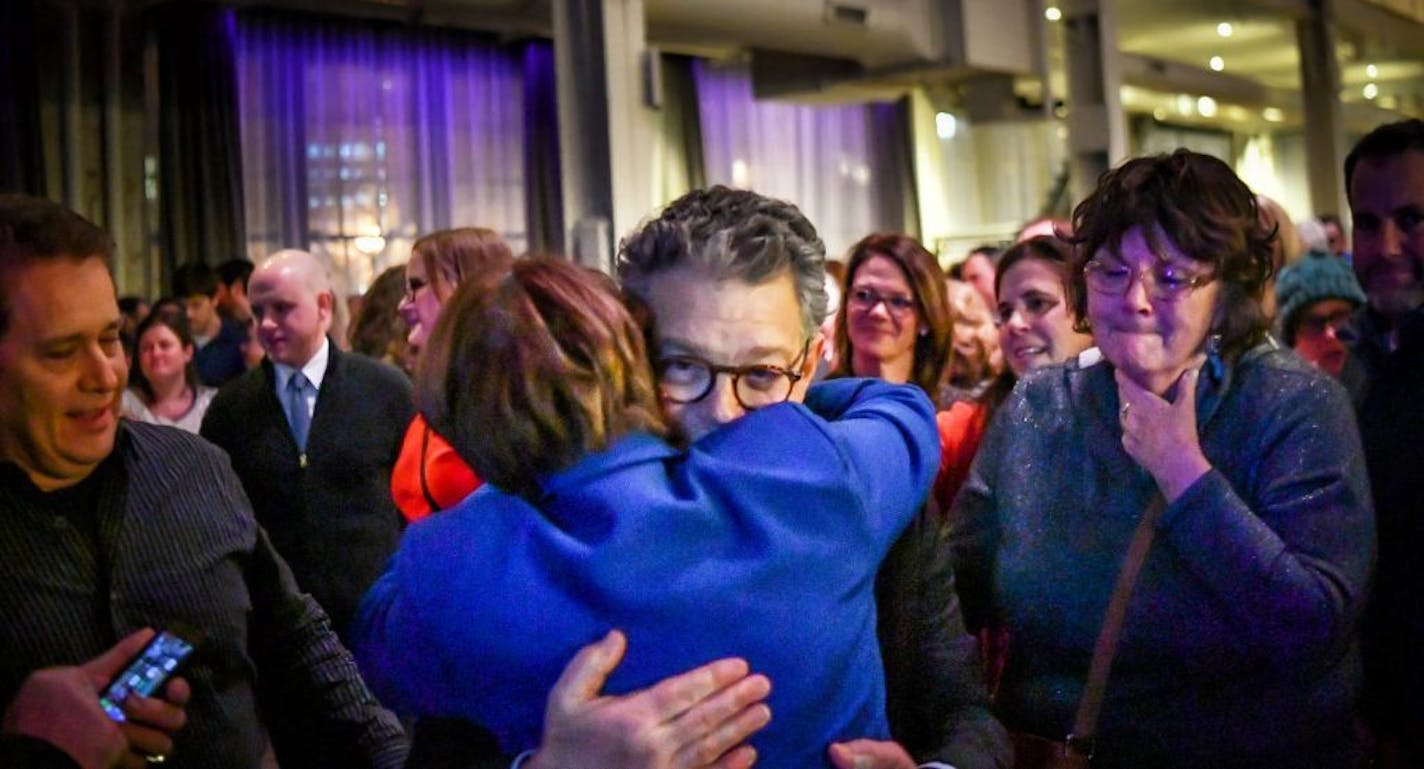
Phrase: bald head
[{"left": 250, "top": 249, "right": 334, "bottom": 367}]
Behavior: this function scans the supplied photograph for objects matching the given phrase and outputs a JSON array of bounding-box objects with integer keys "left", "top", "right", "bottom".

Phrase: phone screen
[{"left": 98, "top": 630, "right": 195, "bottom": 722}]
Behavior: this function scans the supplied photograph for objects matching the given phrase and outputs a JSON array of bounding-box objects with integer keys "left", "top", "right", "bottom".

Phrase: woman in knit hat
[{"left": 1274, "top": 251, "right": 1368, "bottom": 399}]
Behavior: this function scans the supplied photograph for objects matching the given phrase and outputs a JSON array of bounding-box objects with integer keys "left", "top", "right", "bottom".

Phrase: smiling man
[
  {"left": 616, "top": 186, "right": 1008, "bottom": 769},
  {"left": 0, "top": 194, "right": 406, "bottom": 769}
]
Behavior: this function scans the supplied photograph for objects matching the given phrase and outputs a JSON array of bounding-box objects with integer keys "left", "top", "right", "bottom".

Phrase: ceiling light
[
  {"left": 1176, "top": 94, "right": 1195, "bottom": 116},
  {"left": 1364, "top": 83, "right": 1379, "bottom": 100},
  {"left": 1366, "top": 64, "right": 1379, "bottom": 79},
  {"left": 1209, "top": 56, "right": 1225, "bottom": 72},
  {"left": 935, "top": 112, "right": 958, "bottom": 140},
  {"left": 1263, "top": 107, "right": 1285, "bottom": 122},
  {"left": 1045, "top": 6, "right": 1062, "bottom": 22},
  {"left": 1217, "top": 22, "right": 1233, "bottom": 37},
  {"left": 1197, "top": 96, "right": 1218, "bottom": 117},
  {"left": 1153, "top": 107, "right": 1168, "bottom": 121}
]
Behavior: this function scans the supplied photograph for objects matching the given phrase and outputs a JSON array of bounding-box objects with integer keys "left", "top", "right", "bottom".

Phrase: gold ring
[
  {"left": 1120, "top": 402, "right": 1131, "bottom": 417},
  {"left": 145, "top": 755, "right": 167, "bottom": 764}
]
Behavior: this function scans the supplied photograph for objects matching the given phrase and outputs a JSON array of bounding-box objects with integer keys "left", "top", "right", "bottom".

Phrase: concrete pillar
[
  {"left": 552, "top": 0, "right": 661, "bottom": 273},
  {"left": 1295, "top": 8, "right": 1350, "bottom": 218},
  {"left": 1060, "top": 0, "right": 1128, "bottom": 204}
]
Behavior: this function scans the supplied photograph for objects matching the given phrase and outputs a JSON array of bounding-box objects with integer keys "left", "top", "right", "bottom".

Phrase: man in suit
[{"left": 201, "top": 249, "right": 413, "bottom": 642}]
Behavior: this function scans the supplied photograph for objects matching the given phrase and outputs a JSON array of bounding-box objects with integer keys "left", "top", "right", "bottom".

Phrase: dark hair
[
  {"left": 417, "top": 259, "right": 669, "bottom": 502},
  {"left": 978, "top": 236, "right": 1079, "bottom": 414},
  {"left": 129, "top": 311, "right": 200, "bottom": 404},
  {"left": 0, "top": 195, "right": 114, "bottom": 340},
  {"left": 1318, "top": 213, "right": 1342, "bottom": 229},
  {"left": 1066, "top": 149, "right": 1275, "bottom": 361},
  {"left": 1016, "top": 216, "right": 1072, "bottom": 242},
  {"left": 1344, "top": 119, "right": 1424, "bottom": 201},
  {"left": 171, "top": 262, "right": 219, "bottom": 299},
  {"left": 993, "top": 236, "right": 1075, "bottom": 300},
  {"left": 618, "top": 186, "right": 828, "bottom": 339},
  {"left": 411, "top": 227, "right": 515, "bottom": 301},
  {"left": 216, "top": 259, "right": 254, "bottom": 289},
  {"left": 349, "top": 265, "right": 410, "bottom": 368},
  {"left": 831, "top": 232, "right": 954, "bottom": 402}
]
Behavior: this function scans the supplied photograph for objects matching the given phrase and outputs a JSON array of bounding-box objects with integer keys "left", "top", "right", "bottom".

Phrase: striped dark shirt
[{"left": 0, "top": 421, "right": 407, "bottom": 769}]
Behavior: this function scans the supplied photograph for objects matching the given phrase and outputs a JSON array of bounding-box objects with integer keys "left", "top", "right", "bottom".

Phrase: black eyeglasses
[
  {"left": 1083, "top": 258, "right": 1213, "bottom": 301},
  {"left": 656, "top": 342, "right": 810, "bottom": 409},
  {"left": 848, "top": 287, "right": 917, "bottom": 317}
]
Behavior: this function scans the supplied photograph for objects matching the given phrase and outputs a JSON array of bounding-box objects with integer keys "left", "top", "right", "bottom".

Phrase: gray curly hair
[{"left": 617, "top": 186, "right": 829, "bottom": 339}]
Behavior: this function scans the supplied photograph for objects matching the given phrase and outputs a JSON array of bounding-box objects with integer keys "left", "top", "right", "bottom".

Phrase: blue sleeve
[
  {"left": 349, "top": 527, "right": 457, "bottom": 718},
  {"left": 1156, "top": 374, "right": 1375, "bottom": 671},
  {"left": 803, "top": 378, "right": 941, "bottom": 539}
]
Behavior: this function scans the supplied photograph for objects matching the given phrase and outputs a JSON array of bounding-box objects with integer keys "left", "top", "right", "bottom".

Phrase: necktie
[{"left": 285, "top": 372, "right": 312, "bottom": 452}]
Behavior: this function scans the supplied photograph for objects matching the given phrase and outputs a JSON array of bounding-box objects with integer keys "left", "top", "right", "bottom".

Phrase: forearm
[
  {"left": 1157, "top": 469, "right": 1370, "bottom": 666},
  {"left": 246, "top": 529, "right": 409, "bottom": 769}
]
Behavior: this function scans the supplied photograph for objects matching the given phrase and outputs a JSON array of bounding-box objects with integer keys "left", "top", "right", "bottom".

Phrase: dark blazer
[{"left": 201, "top": 342, "right": 414, "bottom": 641}]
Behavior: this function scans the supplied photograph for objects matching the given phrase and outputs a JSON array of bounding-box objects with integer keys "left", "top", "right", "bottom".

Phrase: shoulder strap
[{"left": 1069, "top": 492, "right": 1167, "bottom": 753}]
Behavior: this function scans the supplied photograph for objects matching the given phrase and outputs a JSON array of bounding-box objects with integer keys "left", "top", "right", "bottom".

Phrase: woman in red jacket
[{"left": 391, "top": 227, "right": 513, "bottom": 520}]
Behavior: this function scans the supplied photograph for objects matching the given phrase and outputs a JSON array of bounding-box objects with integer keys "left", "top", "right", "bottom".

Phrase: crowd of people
[{"left": 1, "top": 117, "right": 1422, "bottom": 769}]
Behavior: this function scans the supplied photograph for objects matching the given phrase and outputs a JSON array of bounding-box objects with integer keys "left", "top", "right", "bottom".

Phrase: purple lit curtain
[
  {"left": 234, "top": 11, "right": 531, "bottom": 294},
  {"left": 694, "top": 61, "right": 910, "bottom": 259}
]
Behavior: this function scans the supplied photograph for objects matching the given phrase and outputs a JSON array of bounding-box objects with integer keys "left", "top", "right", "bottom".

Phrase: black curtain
[
  {"left": 0, "top": 0, "right": 44, "bottom": 194},
  {"left": 871, "top": 97, "right": 922, "bottom": 238},
  {"left": 663, "top": 54, "right": 706, "bottom": 192},
  {"left": 150, "top": 2, "right": 246, "bottom": 272},
  {"left": 522, "top": 40, "right": 564, "bottom": 256}
]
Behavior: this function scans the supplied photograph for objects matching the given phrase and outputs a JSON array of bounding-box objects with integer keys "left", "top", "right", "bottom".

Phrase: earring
[
  {"left": 1207, "top": 333, "right": 1223, "bottom": 356},
  {"left": 918, "top": 327, "right": 929, "bottom": 336}
]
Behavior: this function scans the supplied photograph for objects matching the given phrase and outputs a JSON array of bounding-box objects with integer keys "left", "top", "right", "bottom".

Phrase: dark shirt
[
  {"left": 0, "top": 422, "right": 407, "bottom": 769},
  {"left": 0, "top": 735, "right": 81, "bottom": 769},
  {"left": 194, "top": 318, "right": 248, "bottom": 388}
]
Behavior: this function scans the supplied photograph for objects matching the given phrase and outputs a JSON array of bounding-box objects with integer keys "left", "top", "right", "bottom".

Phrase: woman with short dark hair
[{"left": 951, "top": 150, "right": 1373, "bottom": 768}]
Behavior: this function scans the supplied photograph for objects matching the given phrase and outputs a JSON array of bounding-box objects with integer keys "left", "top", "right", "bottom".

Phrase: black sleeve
[
  {"left": 243, "top": 526, "right": 410, "bottom": 769},
  {"left": 0, "top": 735, "right": 82, "bottom": 769},
  {"left": 876, "top": 503, "right": 1010, "bottom": 769}
]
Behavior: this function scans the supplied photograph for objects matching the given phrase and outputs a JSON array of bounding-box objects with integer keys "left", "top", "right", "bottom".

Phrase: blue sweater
[
  {"left": 352, "top": 378, "right": 939, "bottom": 769},
  {"left": 951, "top": 346, "right": 1375, "bottom": 769}
]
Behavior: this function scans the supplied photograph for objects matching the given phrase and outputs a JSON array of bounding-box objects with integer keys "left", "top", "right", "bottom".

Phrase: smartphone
[{"left": 98, "top": 629, "right": 197, "bottom": 722}]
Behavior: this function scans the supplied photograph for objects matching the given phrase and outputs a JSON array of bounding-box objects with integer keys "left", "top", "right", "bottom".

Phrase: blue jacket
[
  {"left": 951, "top": 346, "right": 1375, "bottom": 769},
  {"left": 352, "top": 378, "right": 939, "bottom": 769}
]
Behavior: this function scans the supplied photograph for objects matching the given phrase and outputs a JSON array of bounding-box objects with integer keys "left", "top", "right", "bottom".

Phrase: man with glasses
[{"left": 612, "top": 186, "right": 1008, "bottom": 769}]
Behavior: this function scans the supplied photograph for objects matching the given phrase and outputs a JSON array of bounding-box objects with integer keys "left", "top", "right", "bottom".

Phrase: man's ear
[{"left": 316, "top": 290, "right": 335, "bottom": 321}]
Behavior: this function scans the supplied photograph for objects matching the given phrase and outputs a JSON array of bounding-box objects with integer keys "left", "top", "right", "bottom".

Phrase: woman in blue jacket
[
  {"left": 351, "top": 258, "right": 941, "bottom": 769},
  {"left": 951, "top": 151, "right": 1374, "bottom": 768}
]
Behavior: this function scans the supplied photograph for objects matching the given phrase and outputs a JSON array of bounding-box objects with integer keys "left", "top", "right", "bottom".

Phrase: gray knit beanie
[{"left": 1274, "top": 250, "right": 1366, "bottom": 343}]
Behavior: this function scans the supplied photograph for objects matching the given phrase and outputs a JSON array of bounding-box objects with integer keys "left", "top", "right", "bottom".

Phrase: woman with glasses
[
  {"left": 950, "top": 150, "right": 1373, "bottom": 768},
  {"left": 390, "top": 226, "right": 514, "bottom": 522},
  {"left": 353, "top": 259, "right": 941, "bottom": 769},
  {"left": 831, "top": 233, "right": 956, "bottom": 406}
]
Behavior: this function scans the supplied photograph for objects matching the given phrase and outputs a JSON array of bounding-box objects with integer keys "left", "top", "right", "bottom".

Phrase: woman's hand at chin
[{"left": 1115, "top": 357, "right": 1212, "bottom": 502}]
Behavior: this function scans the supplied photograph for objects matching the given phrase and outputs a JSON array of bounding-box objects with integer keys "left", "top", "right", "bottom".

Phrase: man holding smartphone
[{"left": 2, "top": 630, "right": 188, "bottom": 769}]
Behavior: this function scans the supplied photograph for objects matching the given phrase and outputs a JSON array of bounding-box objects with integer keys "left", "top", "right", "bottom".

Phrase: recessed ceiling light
[
  {"left": 1176, "top": 94, "right": 1194, "bottom": 115},
  {"left": 935, "top": 112, "right": 958, "bottom": 140},
  {"left": 1045, "top": 6, "right": 1062, "bottom": 22},
  {"left": 1366, "top": 64, "right": 1379, "bottom": 79},
  {"left": 1153, "top": 107, "right": 1168, "bottom": 121},
  {"left": 1263, "top": 107, "right": 1285, "bottom": 122},
  {"left": 1197, "top": 96, "right": 1218, "bottom": 117},
  {"left": 1209, "top": 56, "right": 1225, "bottom": 71},
  {"left": 1364, "top": 83, "right": 1379, "bottom": 99},
  {"left": 1217, "top": 22, "right": 1233, "bottom": 37}
]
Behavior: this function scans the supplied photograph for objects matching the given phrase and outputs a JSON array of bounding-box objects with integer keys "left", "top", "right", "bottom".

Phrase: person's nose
[
  {"left": 1006, "top": 308, "right": 1030, "bottom": 334},
  {"left": 81, "top": 342, "right": 121, "bottom": 393},
  {"left": 707, "top": 372, "right": 746, "bottom": 426},
  {"left": 1121, "top": 268, "right": 1155, "bottom": 314},
  {"left": 1381, "top": 219, "right": 1405, "bottom": 260}
]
